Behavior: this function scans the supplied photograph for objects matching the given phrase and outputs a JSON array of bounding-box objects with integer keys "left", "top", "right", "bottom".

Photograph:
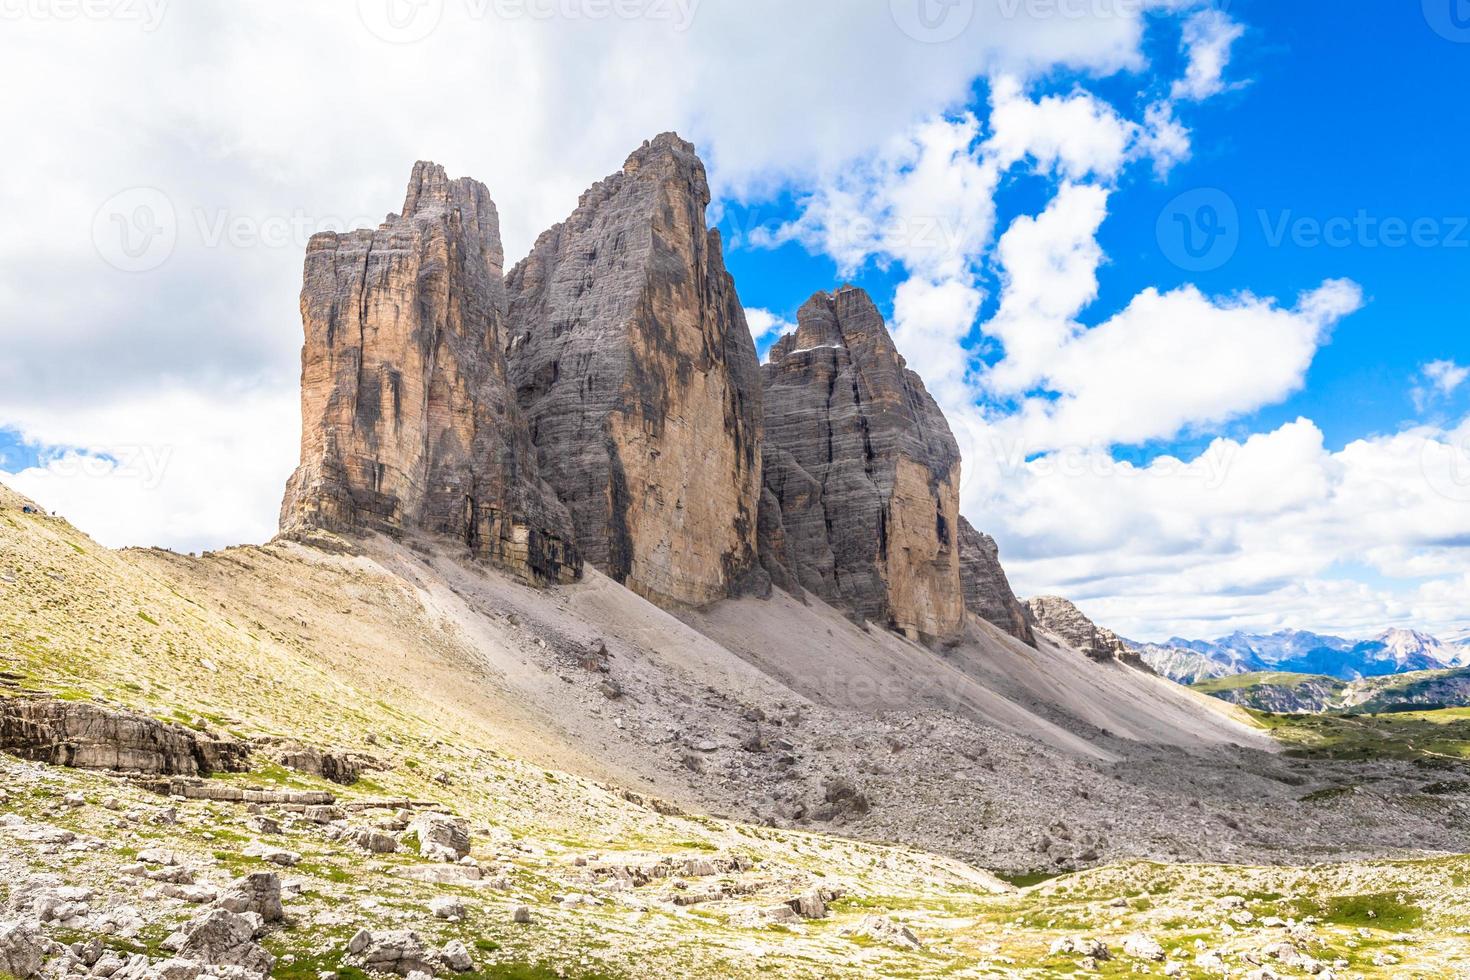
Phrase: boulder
[
  {"left": 279, "top": 160, "right": 580, "bottom": 586},
  {"left": 840, "top": 914, "right": 921, "bottom": 949},
  {"left": 349, "top": 930, "right": 435, "bottom": 977},
  {"left": 760, "top": 287, "right": 964, "bottom": 644},
  {"left": 215, "top": 873, "right": 283, "bottom": 923},
  {"left": 0, "top": 920, "right": 45, "bottom": 979},
  {"left": 505, "top": 133, "right": 764, "bottom": 607},
  {"left": 1122, "top": 933, "right": 1165, "bottom": 961},
  {"left": 407, "top": 812, "right": 470, "bottom": 863},
  {"left": 440, "top": 940, "right": 474, "bottom": 972},
  {"left": 175, "top": 909, "right": 274, "bottom": 976}
]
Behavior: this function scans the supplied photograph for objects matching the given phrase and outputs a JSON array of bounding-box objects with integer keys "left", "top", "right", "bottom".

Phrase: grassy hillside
[
  {"left": 1193, "top": 672, "right": 1344, "bottom": 694},
  {"left": 1251, "top": 708, "right": 1470, "bottom": 762},
  {"left": 5, "top": 486, "right": 1470, "bottom": 977}
]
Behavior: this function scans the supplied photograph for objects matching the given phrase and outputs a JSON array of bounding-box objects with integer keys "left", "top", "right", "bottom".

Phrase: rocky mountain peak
[
  {"left": 504, "top": 134, "right": 764, "bottom": 608},
  {"left": 279, "top": 161, "right": 580, "bottom": 585},
  {"left": 1026, "top": 596, "right": 1140, "bottom": 666},
  {"left": 759, "top": 286, "right": 963, "bottom": 644}
]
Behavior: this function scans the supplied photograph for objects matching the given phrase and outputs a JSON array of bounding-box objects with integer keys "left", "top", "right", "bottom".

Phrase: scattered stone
[
  {"left": 512, "top": 905, "right": 534, "bottom": 924},
  {"left": 216, "top": 873, "right": 283, "bottom": 923},
  {"left": 840, "top": 915, "right": 921, "bottom": 949},
  {"left": 430, "top": 896, "right": 465, "bottom": 921},
  {"left": 407, "top": 812, "right": 471, "bottom": 862}
]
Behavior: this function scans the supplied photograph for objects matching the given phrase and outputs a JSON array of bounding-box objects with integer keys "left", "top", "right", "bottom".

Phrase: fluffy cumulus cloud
[
  {"left": 746, "top": 308, "right": 795, "bottom": 347},
  {"left": 2, "top": 1, "right": 1461, "bottom": 641},
  {"left": 979, "top": 417, "right": 1470, "bottom": 641}
]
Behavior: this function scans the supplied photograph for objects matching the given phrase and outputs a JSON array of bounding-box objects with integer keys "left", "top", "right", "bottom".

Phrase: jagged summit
[
  {"left": 279, "top": 161, "right": 580, "bottom": 585},
  {"left": 278, "top": 137, "right": 1033, "bottom": 647},
  {"left": 759, "top": 286, "right": 964, "bottom": 644},
  {"left": 504, "top": 131, "right": 763, "bottom": 608}
]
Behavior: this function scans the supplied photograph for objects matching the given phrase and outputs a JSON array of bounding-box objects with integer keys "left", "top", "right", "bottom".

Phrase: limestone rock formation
[
  {"left": 759, "top": 287, "right": 963, "bottom": 644},
  {"left": 504, "top": 133, "right": 763, "bottom": 607},
  {"left": 0, "top": 697, "right": 249, "bottom": 776},
  {"left": 1026, "top": 596, "right": 1142, "bottom": 667},
  {"left": 957, "top": 517, "right": 1035, "bottom": 646},
  {"left": 279, "top": 162, "right": 579, "bottom": 585}
]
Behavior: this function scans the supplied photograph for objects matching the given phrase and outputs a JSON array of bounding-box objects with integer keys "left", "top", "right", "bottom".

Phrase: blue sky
[
  {"left": 727, "top": 1, "right": 1470, "bottom": 456},
  {"left": 1, "top": 1, "right": 1465, "bottom": 642}
]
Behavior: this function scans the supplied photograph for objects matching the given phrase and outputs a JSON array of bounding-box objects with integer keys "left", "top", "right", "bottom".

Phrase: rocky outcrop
[
  {"left": 0, "top": 697, "right": 248, "bottom": 776},
  {"left": 504, "top": 134, "right": 764, "bottom": 608},
  {"left": 1025, "top": 597, "right": 1140, "bottom": 666},
  {"left": 280, "top": 162, "right": 579, "bottom": 586},
  {"left": 957, "top": 517, "right": 1034, "bottom": 646},
  {"left": 759, "top": 287, "right": 963, "bottom": 644}
]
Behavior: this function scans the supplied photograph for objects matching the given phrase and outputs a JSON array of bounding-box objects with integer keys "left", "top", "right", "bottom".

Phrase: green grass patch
[{"left": 137, "top": 611, "right": 159, "bottom": 626}]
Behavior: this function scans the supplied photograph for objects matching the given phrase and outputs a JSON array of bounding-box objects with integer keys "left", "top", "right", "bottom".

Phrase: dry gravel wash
[{"left": 2, "top": 486, "right": 1470, "bottom": 975}]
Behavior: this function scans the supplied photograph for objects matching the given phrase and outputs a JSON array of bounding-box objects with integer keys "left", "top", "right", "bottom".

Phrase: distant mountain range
[
  {"left": 1192, "top": 667, "right": 1470, "bottom": 715},
  {"left": 1134, "top": 628, "right": 1470, "bottom": 684}
]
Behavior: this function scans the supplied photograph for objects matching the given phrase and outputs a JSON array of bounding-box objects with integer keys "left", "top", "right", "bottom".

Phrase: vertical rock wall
[
  {"left": 504, "top": 134, "right": 764, "bottom": 607},
  {"left": 759, "top": 287, "right": 964, "bottom": 644},
  {"left": 279, "top": 162, "right": 579, "bottom": 584}
]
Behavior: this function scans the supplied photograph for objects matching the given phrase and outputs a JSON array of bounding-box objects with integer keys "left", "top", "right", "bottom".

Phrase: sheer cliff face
[
  {"left": 504, "top": 134, "right": 764, "bottom": 608},
  {"left": 279, "top": 162, "right": 580, "bottom": 585},
  {"left": 957, "top": 518, "right": 1035, "bottom": 647},
  {"left": 760, "top": 287, "right": 964, "bottom": 644}
]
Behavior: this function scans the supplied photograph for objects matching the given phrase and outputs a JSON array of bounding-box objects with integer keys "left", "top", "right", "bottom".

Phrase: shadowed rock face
[
  {"left": 759, "top": 287, "right": 963, "bottom": 644},
  {"left": 279, "top": 162, "right": 580, "bottom": 585},
  {"left": 957, "top": 518, "right": 1035, "bottom": 647},
  {"left": 504, "top": 133, "right": 764, "bottom": 608}
]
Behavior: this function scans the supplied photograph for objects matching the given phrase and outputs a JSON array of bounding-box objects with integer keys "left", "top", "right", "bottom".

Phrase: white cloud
[
  {"left": 1171, "top": 8, "right": 1246, "bottom": 102},
  {"left": 996, "top": 280, "right": 1364, "bottom": 452},
  {"left": 1412, "top": 359, "right": 1470, "bottom": 412},
  {"left": 969, "top": 416, "right": 1470, "bottom": 641},
  {"left": 746, "top": 308, "right": 795, "bottom": 346},
  {"left": 0, "top": 383, "right": 298, "bottom": 552},
  {"left": 985, "top": 76, "right": 1137, "bottom": 181},
  {"left": 0, "top": 1, "right": 1174, "bottom": 556}
]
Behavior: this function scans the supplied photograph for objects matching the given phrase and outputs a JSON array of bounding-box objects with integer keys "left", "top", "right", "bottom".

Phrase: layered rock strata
[
  {"left": 759, "top": 287, "right": 963, "bottom": 644},
  {"left": 0, "top": 697, "right": 249, "bottom": 776},
  {"left": 504, "top": 134, "right": 763, "bottom": 607},
  {"left": 280, "top": 162, "right": 579, "bottom": 585}
]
